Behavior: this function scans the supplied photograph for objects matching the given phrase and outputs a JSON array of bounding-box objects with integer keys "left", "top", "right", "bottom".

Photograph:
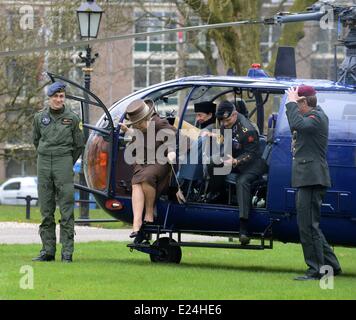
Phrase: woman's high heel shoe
[
  {"left": 129, "top": 231, "right": 139, "bottom": 238},
  {"left": 129, "top": 230, "right": 146, "bottom": 244}
]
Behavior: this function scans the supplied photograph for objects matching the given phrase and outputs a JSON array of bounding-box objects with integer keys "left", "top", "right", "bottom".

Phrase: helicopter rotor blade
[
  {"left": 0, "top": 18, "right": 263, "bottom": 58},
  {"left": 2, "top": 2, "right": 353, "bottom": 59}
]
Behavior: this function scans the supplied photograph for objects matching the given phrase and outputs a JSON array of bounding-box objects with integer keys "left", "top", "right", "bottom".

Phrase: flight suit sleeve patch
[{"left": 62, "top": 118, "right": 73, "bottom": 125}]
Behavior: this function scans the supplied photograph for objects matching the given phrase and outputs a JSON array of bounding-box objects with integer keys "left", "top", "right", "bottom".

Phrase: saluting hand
[{"left": 286, "top": 87, "right": 300, "bottom": 103}]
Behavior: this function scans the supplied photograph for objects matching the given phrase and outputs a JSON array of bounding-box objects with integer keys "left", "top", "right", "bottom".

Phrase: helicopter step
[{"left": 127, "top": 220, "right": 276, "bottom": 263}]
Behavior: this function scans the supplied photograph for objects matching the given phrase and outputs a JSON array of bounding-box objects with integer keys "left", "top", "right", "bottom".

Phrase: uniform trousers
[
  {"left": 37, "top": 154, "right": 75, "bottom": 256},
  {"left": 296, "top": 186, "right": 341, "bottom": 276}
]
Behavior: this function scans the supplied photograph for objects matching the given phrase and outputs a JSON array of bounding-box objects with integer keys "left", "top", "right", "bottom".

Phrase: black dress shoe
[
  {"left": 294, "top": 274, "right": 321, "bottom": 281},
  {"left": 334, "top": 268, "right": 342, "bottom": 276},
  {"left": 32, "top": 252, "right": 55, "bottom": 262},
  {"left": 239, "top": 233, "right": 250, "bottom": 245},
  {"left": 239, "top": 219, "right": 250, "bottom": 245},
  {"left": 61, "top": 254, "right": 73, "bottom": 263}
]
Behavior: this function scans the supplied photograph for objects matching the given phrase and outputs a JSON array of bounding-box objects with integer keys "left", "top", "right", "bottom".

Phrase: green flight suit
[
  {"left": 286, "top": 102, "right": 341, "bottom": 277},
  {"left": 33, "top": 105, "right": 85, "bottom": 257}
]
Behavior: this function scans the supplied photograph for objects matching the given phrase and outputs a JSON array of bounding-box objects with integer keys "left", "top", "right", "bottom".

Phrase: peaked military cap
[
  {"left": 47, "top": 81, "right": 66, "bottom": 97},
  {"left": 216, "top": 100, "right": 236, "bottom": 120}
]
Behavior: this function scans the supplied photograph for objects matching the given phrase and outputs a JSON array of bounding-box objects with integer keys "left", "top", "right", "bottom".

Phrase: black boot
[
  {"left": 61, "top": 254, "right": 73, "bottom": 263},
  {"left": 239, "top": 219, "right": 250, "bottom": 245},
  {"left": 32, "top": 252, "right": 55, "bottom": 262}
]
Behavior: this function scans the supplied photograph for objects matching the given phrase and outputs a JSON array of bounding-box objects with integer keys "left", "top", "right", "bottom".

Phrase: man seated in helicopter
[
  {"left": 206, "top": 100, "right": 267, "bottom": 245},
  {"left": 177, "top": 99, "right": 256, "bottom": 201},
  {"left": 119, "top": 99, "right": 177, "bottom": 243}
]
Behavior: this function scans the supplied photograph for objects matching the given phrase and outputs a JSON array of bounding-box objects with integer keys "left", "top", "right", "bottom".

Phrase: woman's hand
[
  {"left": 167, "top": 151, "right": 176, "bottom": 164},
  {"left": 119, "top": 122, "right": 134, "bottom": 135},
  {"left": 119, "top": 122, "right": 129, "bottom": 132}
]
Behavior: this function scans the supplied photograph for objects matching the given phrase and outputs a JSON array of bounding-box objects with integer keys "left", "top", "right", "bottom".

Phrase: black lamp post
[{"left": 76, "top": 0, "right": 103, "bottom": 220}]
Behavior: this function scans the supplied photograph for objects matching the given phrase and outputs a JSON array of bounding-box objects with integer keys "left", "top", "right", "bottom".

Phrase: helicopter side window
[
  {"left": 278, "top": 91, "right": 356, "bottom": 140},
  {"left": 342, "top": 104, "right": 356, "bottom": 121},
  {"left": 319, "top": 92, "right": 356, "bottom": 141}
]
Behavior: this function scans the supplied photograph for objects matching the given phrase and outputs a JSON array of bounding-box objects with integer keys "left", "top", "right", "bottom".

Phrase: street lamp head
[{"left": 76, "top": 0, "right": 104, "bottom": 39}]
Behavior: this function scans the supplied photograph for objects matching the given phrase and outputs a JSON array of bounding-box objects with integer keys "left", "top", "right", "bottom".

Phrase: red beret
[{"left": 298, "top": 85, "right": 316, "bottom": 97}]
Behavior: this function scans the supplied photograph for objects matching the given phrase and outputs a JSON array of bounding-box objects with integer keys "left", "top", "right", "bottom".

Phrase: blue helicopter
[{"left": 48, "top": 2, "right": 356, "bottom": 263}]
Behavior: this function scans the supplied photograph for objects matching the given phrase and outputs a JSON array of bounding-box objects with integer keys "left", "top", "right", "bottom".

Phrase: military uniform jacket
[
  {"left": 286, "top": 102, "right": 331, "bottom": 188},
  {"left": 221, "top": 114, "right": 261, "bottom": 171},
  {"left": 33, "top": 106, "right": 85, "bottom": 163}
]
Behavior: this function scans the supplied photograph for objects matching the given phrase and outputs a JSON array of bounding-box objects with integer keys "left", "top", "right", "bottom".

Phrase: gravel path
[{"left": 0, "top": 222, "right": 228, "bottom": 244}]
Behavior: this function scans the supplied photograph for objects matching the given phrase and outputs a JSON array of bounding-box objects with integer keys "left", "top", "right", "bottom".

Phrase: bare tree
[{"left": 182, "top": 0, "right": 262, "bottom": 75}]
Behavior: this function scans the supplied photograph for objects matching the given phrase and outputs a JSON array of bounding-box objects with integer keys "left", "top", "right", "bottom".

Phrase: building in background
[{"left": 0, "top": 0, "right": 349, "bottom": 181}]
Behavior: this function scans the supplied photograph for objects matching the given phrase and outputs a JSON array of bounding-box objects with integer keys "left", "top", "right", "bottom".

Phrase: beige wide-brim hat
[{"left": 124, "top": 99, "right": 155, "bottom": 126}]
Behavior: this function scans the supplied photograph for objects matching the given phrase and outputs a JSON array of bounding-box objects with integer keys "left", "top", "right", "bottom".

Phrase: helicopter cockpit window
[
  {"left": 150, "top": 87, "right": 192, "bottom": 120},
  {"left": 278, "top": 91, "right": 356, "bottom": 140},
  {"left": 184, "top": 86, "right": 233, "bottom": 126},
  {"left": 104, "top": 85, "right": 194, "bottom": 131},
  {"left": 144, "top": 85, "right": 194, "bottom": 128},
  {"left": 183, "top": 86, "right": 282, "bottom": 136}
]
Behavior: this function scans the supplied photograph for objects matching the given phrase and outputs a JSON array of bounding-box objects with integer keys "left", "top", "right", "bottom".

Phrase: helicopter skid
[{"left": 127, "top": 221, "right": 275, "bottom": 263}]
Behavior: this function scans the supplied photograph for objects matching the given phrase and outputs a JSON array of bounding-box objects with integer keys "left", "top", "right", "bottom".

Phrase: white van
[{"left": 0, "top": 177, "right": 38, "bottom": 205}]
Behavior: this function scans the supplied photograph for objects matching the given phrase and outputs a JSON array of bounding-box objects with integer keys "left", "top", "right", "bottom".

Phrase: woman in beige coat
[{"left": 120, "top": 99, "right": 176, "bottom": 243}]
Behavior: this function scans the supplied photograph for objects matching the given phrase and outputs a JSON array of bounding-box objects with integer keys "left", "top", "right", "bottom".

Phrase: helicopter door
[
  {"left": 111, "top": 85, "right": 196, "bottom": 198},
  {"left": 47, "top": 73, "right": 115, "bottom": 197}
]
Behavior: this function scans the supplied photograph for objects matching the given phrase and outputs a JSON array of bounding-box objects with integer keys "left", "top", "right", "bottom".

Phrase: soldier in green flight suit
[
  {"left": 32, "top": 81, "right": 85, "bottom": 263},
  {"left": 286, "top": 85, "right": 342, "bottom": 280}
]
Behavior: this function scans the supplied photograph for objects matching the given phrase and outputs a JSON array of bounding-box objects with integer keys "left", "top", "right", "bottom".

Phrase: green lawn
[
  {"left": 0, "top": 205, "right": 128, "bottom": 229},
  {"left": 0, "top": 241, "right": 355, "bottom": 300}
]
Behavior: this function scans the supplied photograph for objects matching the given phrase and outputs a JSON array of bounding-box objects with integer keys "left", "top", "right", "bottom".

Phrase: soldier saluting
[
  {"left": 32, "top": 82, "right": 85, "bottom": 263},
  {"left": 286, "top": 85, "right": 342, "bottom": 280}
]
